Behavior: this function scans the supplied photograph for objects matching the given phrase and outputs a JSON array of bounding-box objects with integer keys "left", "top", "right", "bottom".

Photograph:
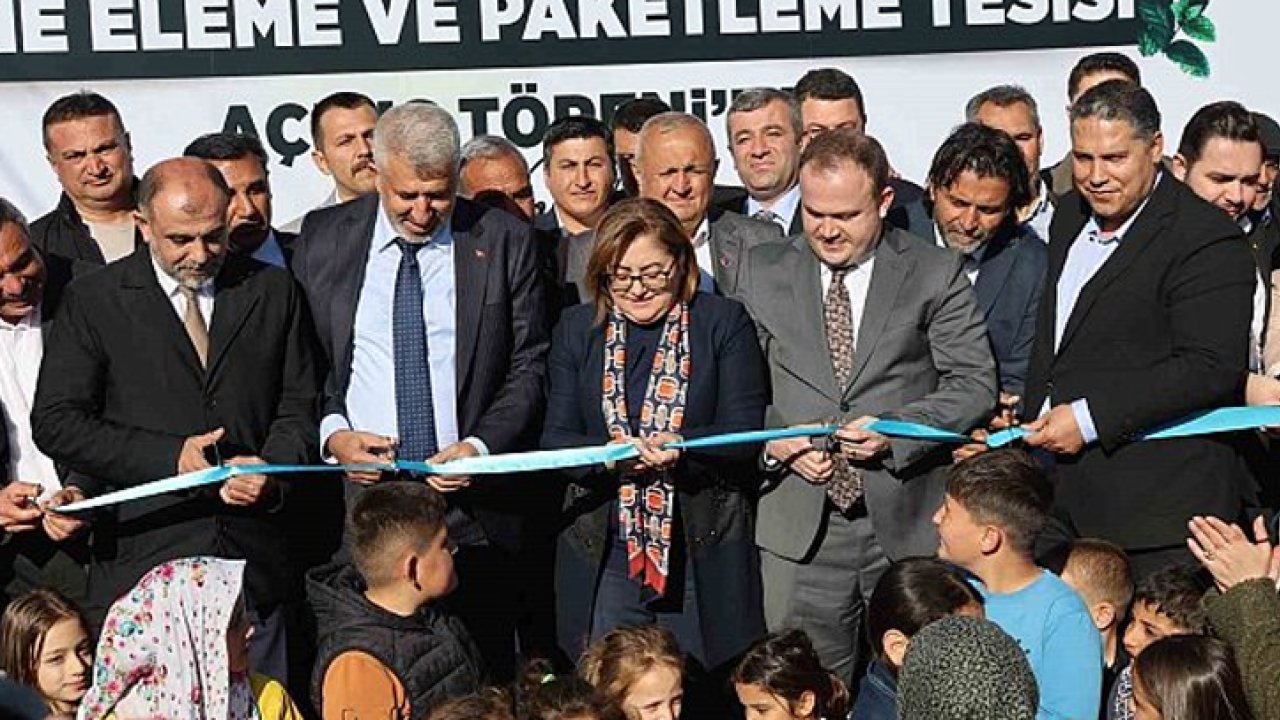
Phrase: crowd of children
[{"left": 0, "top": 449, "right": 1276, "bottom": 719}]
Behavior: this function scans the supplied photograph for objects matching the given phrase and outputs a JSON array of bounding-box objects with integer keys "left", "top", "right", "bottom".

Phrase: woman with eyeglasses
[{"left": 542, "top": 197, "right": 769, "bottom": 682}]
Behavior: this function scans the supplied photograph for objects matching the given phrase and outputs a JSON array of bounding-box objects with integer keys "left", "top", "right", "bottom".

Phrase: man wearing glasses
[{"left": 635, "top": 112, "right": 782, "bottom": 297}]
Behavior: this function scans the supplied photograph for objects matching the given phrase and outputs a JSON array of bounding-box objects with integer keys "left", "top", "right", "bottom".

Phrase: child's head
[
  {"left": 1061, "top": 538, "right": 1135, "bottom": 635},
  {"left": 1131, "top": 636, "right": 1254, "bottom": 720},
  {"left": 427, "top": 688, "right": 516, "bottom": 720},
  {"left": 934, "top": 450, "right": 1052, "bottom": 570},
  {"left": 897, "top": 615, "right": 1038, "bottom": 720},
  {"left": 732, "top": 629, "right": 849, "bottom": 720},
  {"left": 518, "top": 658, "right": 620, "bottom": 720},
  {"left": 1123, "top": 565, "right": 1208, "bottom": 659},
  {"left": 580, "top": 626, "right": 683, "bottom": 720},
  {"left": 350, "top": 482, "right": 456, "bottom": 601},
  {"left": 0, "top": 589, "right": 92, "bottom": 714},
  {"left": 866, "top": 557, "right": 985, "bottom": 671}
]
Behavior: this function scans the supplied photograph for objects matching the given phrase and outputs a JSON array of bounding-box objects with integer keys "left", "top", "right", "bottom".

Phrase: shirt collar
[
  {"left": 375, "top": 199, "right": 455, "bottom": 252},
  {"left": 0, "top": 305, "right": 40, "bottom": 331},
  {"left": 1086, "top": 172, "right": 1163, "bottom": 245},
  {"left": 746, "top": 184, "right": 801, "bottom": 226},
  {"left": 150, "top": 252, "right": 214, "bottom": 297},
  {"left": 692, "top": 216, "right": 711, "bottom": 246},
  {"left": 1239, "top": 214, "right": 1255, "bottom": 236}
]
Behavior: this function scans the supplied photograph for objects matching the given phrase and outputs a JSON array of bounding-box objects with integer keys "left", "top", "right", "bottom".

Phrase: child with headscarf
[{"left": 76, "top": 556, "right": 302, "bottom": 720}]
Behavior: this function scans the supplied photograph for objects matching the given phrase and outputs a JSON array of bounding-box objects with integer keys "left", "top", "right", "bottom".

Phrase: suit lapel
[
  {"left": 453, "top": 204, "right": 490, "bottom": 387},
  {"left": 1058, "top": 178, "right": 1174, "bottom": 354},
  {"left": 335, "top": 199, "right": 378, "bottom": 373},
  {"left": 709, "top": 219, "right": 741, "bottom": 289},
  {"left": 207, "top": 261, "right": 261, "bottom": 380},
  {"left": 119, "top": 250, "right": 204, "bottom": 377},
  {"left": 846, "top": 230, "right": 909, "bottom": 392},
  {"left": 785, "top": 244, "right": 841, "bottom": 401}
]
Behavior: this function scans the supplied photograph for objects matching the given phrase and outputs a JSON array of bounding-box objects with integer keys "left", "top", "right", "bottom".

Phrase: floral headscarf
[{"left": 77, "top": 557, "right": 260, "bottom": 720}]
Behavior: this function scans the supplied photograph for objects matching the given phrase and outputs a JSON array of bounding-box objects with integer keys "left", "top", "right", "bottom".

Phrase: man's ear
[
  {"left": 134, "top": 211, "right": 151, "bottom": 244},
  {"left": 404, "top": 554, "right": 422, "bottom": 591},
  {"left": 1092, "top": 601, "right": 1117, "bottom": 632},
  {"left": 1172, "top": 153, "right": 1189, "bottom": 181},
  {"left": 883, "top": 629, "right": 910, "bottom": 668},
  {"left": 979, "top": 524, "right": 1003, "bottom": 555},
  {"left": 877, "top": 184, "right": 896, "bottom": 220},
  {"left": 1150, "top": 130, "right": 1166, "bottom": 165},
  {"left": 312, "top": 149, "right": 332, "bottom": 177}
]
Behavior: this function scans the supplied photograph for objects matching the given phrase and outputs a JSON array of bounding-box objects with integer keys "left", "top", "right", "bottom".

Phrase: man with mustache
[
  {"left": 31, "top": 92, "right": 140, "bottom": 279},
  {"left": 32, "top": 158, "right": 322, "bottom": 680},
  {"left": 0, "top": 198, "right": 85, "bottom": 607},
  {"left": 185, "top": 132, "right": 296, "bottom": 269},
  {"left": 1021, "top": 82, "right": 1256, "bottom": 579},
  {"left": 283, "top": 91, "right": 379, "bottom": 233}
]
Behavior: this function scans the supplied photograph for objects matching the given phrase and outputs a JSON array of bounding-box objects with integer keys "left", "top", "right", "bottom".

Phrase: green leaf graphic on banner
[
  {"left": 1182, "top": 14, "right": 1216, "bottom": 42},
  {"left": 1137, "top": 0, "right": 1177, "bottom": 56},
  {"left": 1165, "top": 39, "right": 1211, "bottom": 77},
  {"left": 1173, "top": 0, "right": 1209, "bottom": 22}
]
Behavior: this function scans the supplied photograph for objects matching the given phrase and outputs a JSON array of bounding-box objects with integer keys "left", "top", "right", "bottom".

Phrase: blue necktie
[{"left": 393, "top": 238, "right": 439, "bottom": 462}]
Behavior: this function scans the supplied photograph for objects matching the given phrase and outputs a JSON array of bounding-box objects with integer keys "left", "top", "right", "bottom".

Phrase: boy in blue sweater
[{"left": 934, "top": 450, "right": 1101, "bottom": 720}]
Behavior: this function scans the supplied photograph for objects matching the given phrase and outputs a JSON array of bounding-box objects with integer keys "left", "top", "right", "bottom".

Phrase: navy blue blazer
[
  {"left": 542, "top": 293, "right": 767, "bottom": 668},
  {"left": 899, "top": 200, "right": 1047, "bottom": 398}
]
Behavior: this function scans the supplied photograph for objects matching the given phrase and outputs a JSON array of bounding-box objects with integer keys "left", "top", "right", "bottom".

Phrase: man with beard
[
  {"left": 907, "top": 123, "right": 1046, "bottom": 400},
  {"left": 185, "top": 133, "right": 296, "bottom": 268},
  {"left": 32, "top": 159, "right": 321, "bottom": 679},
  {"left": 31, "top": 92, "right": 140, "bottom": 278}
]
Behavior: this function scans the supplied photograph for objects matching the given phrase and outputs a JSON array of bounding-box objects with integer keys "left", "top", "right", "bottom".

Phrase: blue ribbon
[{"left": 53, "top": 407, "right": 1280, "bottom": 513}]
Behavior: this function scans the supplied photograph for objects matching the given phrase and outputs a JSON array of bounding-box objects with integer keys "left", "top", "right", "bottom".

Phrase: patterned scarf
[
  {"left": 602, "top": 302, "right": 691, "bottom": 597},
  {"left": 77, "top": 557, "right": 260, "bottom": 720}
]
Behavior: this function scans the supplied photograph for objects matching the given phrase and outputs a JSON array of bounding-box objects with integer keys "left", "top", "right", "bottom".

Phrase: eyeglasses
[{"left": 607, "top": 263, "right": 676, "bottom": 293}]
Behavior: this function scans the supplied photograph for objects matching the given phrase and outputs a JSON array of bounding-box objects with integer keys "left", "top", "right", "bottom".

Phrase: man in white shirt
[
  {"left": 723, "top": 88, "right": 804, "bottom": 235},
  {"left": 186, "top": 133, "right": 295, "bottom": 269},
  {"left": 0, "top": 198, "right": 86, "bottom": 605},
  {"left": 635, "top": 112, "right": 781, "bottom": 297},
  {"left": 735, "top": 128, "right": 996, "bottom": 684}
]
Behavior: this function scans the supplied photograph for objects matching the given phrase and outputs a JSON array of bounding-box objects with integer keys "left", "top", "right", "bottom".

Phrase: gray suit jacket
[
  {"left": 707, "top": 208, "right": 785, "bottom": 297},
  {"left": 737, "top": 227, "right": 998, "bottom": 561}
]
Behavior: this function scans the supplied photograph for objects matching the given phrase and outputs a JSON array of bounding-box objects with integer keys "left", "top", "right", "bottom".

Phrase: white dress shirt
[
  {"left": 0, "top": 307, "right": 60, "bottom": 499},
  {"left": 251, "top": 231, "right": 288, "bottom": 269},
  {"left": 692, "top": 217, "right": 715, "bottom": 293},
  {"left": 746, "top": 184, "right": 802, "bottom": 233},
  {"left": 1047, "top": 177, "right": 1159, "bottom": 443},
  {"left": 819, "top": 251, "right": 877, "bottom": 335},
  {"left": 1022, "top": 183, "right": 1055, "bottom": 243},
  {"left": 320, "top": 204, "right": 486, "bottom": 457}
]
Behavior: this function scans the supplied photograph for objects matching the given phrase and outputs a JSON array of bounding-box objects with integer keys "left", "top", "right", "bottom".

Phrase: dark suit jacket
[
  {"left": 542, "top": 294, "right": 767, "bottom": 668},
  {"left": 31, "top": 249, "right": 322, "bottom": 615},
  {"left": 292, "top": 195, "right": 550, "bottom": 551},
  {"left": 898, "top": 201, "right": 1047, "bottom": 397},
  {"left": 30, "top": 192, "right": 142, "bottom": 279},
  {"left": 1023, "top": 176, "right": 1256, "bottom": 549},
  {"left": 706, "top": 206, "right": 784, "bottom": 297},
  {"left": 715, "top": 177, "right": 925, "bottom": 237}
]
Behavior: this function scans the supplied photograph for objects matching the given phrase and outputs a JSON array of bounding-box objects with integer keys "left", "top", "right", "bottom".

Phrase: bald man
[
  {"left": 636, "top": 112, "right": 783, "bottom": 296},
  {"left": 32, "top": 158, "right": 321, "bottom": 677}
]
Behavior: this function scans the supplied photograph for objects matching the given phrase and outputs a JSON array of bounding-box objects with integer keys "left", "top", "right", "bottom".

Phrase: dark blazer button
[{"left": 840, "top": 401, "right": 850, "bottom": 412}]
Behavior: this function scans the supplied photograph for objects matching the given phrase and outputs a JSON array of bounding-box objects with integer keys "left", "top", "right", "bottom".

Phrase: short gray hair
[
  {"left": 637, "top": 112, "right": 714, "bottom": 164},
  {"left": 460, "top": 135, "right": 527, "bottom": 171},
  {"left": 1071, "top": 80, "right": 1161, "bottom": 142},
  {"left": 727, "top": 88, "right": 802, "bottom": 138},
  {"left": 373, "top": 101, "right": 460, "bottom": 177},
  {"left": 965, "top": 85, "right": 1041, "bottom": 130},
  {"left": 0, "top": 197, "right": 29, "bottom": 236}
]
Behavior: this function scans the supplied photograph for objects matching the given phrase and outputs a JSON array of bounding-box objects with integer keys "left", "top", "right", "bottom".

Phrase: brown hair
[
  {"left": 349, "top": 481, "right": 448, "bottom": 588},
  {"left": 0, "top": 589, "right": 90, "bottom": 689},
  {"left": 579, "top": 626, "right": 683, "bottom": 711},
  {"left": 584, "top": 197, "right": 699, "bottom": 324},
  {"left": 733, "top": 630, "right": 850, "bottom": 719},
  {"left": 798, "top": 126, "right": 889, "bottom": 195},
  {"left": 1063, "top": 539, "right": 1134, "bottom": 619},
  {"left": 1134, "top": 636, "right": 1254, "bottom": 720},
  {"left": 427, "top": 688, "right": 516, "bottom": 720}
]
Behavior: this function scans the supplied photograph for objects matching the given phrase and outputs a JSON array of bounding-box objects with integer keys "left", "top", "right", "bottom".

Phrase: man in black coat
[
  {"left": 32, "top": 158, "right": 321, "bottom": 679},
  {"left": 31, "top": 92, "right": 141, "bottom": 278},
  {"left": 1022, "top": 82, "right": 1256, "bottom": 578},
  {"left": 292, "top": 102, "right": 549, "bottom": 680}
]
